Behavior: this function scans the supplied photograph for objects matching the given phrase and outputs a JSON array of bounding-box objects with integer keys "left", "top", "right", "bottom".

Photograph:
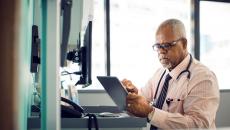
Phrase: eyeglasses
[{"left": 152, "top": 38, "right": 183, "bottom": 51}]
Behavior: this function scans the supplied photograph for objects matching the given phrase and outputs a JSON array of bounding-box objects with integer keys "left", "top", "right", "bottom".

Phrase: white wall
[{"left": 78, "top": 90, "right": 116, "bottom": 106}]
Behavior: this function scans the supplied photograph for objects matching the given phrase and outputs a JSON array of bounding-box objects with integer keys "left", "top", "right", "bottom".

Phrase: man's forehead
[
  {"left": 156, "top": 26, "right": 175, "bottom": 37},
  {"left": 155, "top": 33, "right": 176, "bottom": 43}
]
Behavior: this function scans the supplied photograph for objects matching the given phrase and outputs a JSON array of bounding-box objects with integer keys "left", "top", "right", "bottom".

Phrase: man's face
[{"left": 155, "top": 27, "right": 187, "bottom": 70}]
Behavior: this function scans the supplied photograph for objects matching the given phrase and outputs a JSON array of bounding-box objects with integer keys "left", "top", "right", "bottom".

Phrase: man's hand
[
  {"left": 126, "top": 93, "right": 154, "bottom": 117},
  {"left": 121, "top": 79, "right": 138, "bottom": 94}
]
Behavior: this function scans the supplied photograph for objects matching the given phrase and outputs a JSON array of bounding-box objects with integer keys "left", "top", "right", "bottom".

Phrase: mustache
[{"left": 158, "top": 55, "right": 169, "bottom": 59}]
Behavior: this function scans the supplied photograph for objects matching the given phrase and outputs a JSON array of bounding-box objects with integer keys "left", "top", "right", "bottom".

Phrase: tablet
[{"left": 97, "top": 76, "right": 128, "bottom": 111}]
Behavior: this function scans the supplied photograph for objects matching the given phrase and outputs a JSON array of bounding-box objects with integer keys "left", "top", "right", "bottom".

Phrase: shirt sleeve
[
  {"left": 139, "top": 76, "right": 155, "bottom": 101},
  {"left": 148, "top": 72, "right": 220, "bottom": 129}
]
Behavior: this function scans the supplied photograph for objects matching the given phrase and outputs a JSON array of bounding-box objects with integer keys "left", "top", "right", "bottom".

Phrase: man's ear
[{"left": 182, "top": 38, "right": 187, "bottom": 49}]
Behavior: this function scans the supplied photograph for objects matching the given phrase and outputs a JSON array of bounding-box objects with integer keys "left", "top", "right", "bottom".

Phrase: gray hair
[{"left": 156, "top": 19, "right": 186, "bottom": 38}]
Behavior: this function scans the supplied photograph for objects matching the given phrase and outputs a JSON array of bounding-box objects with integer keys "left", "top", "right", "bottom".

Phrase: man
[{"left": 122, "top": 19, "right": 220, "bottom": 130}]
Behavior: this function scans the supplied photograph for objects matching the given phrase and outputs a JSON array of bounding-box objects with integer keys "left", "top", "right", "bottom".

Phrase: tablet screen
[{"left": 97, "top": 76, "right": 128, "bottom": 111}]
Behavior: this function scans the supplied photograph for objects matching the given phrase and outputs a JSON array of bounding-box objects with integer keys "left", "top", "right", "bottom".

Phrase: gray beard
[{"left": 162, "top": 63, "right": 173, "bottom": 71}]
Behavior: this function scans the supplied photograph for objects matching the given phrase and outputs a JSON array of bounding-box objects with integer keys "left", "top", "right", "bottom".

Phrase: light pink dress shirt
[{"left": 140, "top": 54, "right": 220, "bottom": 130}]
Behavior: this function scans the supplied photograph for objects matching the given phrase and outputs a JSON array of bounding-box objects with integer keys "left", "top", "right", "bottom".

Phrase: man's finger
[
  {"left": 126, "top": 99, "right": 136, "bottom": 104},
  {"left": 126, "top": 93, "right": 139, "bottom": 100},
  {"left": 126, "top": 88, "right": 136, "bottom": 92},
  {"left": 122, "top": 79, "right": 132, "bottom": 85}
]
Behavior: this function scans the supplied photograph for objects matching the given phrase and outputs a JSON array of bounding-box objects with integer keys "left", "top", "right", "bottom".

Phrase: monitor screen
[
  {"left": 78, "top": 21, "right": 92, "bottom": 87},
  {"left": 60, "top": 0, "right": 72, "bottom": 67},
  {"left": 30, "top": 25, "right": 40, "bottom": 73},
  {"left": 65, "top": 21, "right": 92, "bottom": 87}
]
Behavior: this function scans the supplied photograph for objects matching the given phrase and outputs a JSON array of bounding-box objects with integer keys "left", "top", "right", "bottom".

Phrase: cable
[{"left": 85, "top": 113, "right": 99, "bottom": 130}]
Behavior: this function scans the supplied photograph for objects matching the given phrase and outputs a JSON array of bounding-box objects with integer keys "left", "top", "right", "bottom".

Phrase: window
[
  {"left": 200, "top": 1, "right": 230, "bottom": 90},
  {"left": 89, "top": 0, "right": 106, "bottom": 89},
  {"left": 110, "top": 0, "right": 191, "bottom": 88},
  {"left": 70, "top": 0, "right": 192, "bottom": 90},
  {"left": 60, "top": 0, "right": 106, "bottom": 90}
]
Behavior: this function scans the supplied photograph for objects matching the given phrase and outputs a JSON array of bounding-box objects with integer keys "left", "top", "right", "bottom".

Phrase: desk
[{"left": 28, "top": 106, "right": 146, "bottom": 130}]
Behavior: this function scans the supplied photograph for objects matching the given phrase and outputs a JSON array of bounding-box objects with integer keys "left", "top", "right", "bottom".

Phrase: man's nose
[{"left": 157, "top": 47, "right": 167, "bottom": 54}]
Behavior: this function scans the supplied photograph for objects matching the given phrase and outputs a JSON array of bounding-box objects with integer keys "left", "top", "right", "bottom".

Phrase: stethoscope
[{"left": 153, "top": 54, "right": 193, "bottom": 100}]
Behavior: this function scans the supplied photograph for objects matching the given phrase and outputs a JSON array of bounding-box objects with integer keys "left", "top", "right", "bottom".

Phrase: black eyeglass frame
[{"left": 152, "top": 38, "right": 184, "bottom": 51}]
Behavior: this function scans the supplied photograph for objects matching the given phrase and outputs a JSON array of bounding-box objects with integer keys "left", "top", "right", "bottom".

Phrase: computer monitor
[
  {"left": 30, "top": 25, "right": 40, "bottom": 73},
  {"left": 79, "top": 21, "right": 92, "bottom": 86},
  {"left": 60, "top": 0, "right": 72, "bottom": 67},
  {"left": 66, "top": 21, "right": 92, "bottom": 87}
]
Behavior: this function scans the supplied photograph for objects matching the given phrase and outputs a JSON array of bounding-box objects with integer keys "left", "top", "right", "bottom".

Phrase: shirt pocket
[
  {"left": 166, "top": 92, "right": 188, "bottom": 114},
  {"left": 165, "top": 94, "right": 187, "bottom": 114},
  {"left": 165, "top": 79, "right": 189, "bottom": 113}
]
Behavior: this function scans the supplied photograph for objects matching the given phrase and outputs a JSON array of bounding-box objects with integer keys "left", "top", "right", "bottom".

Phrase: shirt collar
[{"left": 167, "top": 54, "right": 190, "bottom": 80}]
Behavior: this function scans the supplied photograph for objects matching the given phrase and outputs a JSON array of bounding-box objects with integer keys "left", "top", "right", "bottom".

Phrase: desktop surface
[{"left": 28, "top": 106, "right": 146, "bottom": 129}]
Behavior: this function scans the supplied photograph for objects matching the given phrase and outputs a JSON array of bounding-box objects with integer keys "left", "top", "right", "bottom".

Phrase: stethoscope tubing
[{"left": 153, "top": 54, "right": 193, "bottom": 100}]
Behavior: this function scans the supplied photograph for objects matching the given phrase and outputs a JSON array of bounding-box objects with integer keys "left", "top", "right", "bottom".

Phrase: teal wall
[
  {"left": 18, "top": 0, "right": 34, "bottom": 129},
  {"left": 16, "top": 0, "right": 85, "bottom": 129}
]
